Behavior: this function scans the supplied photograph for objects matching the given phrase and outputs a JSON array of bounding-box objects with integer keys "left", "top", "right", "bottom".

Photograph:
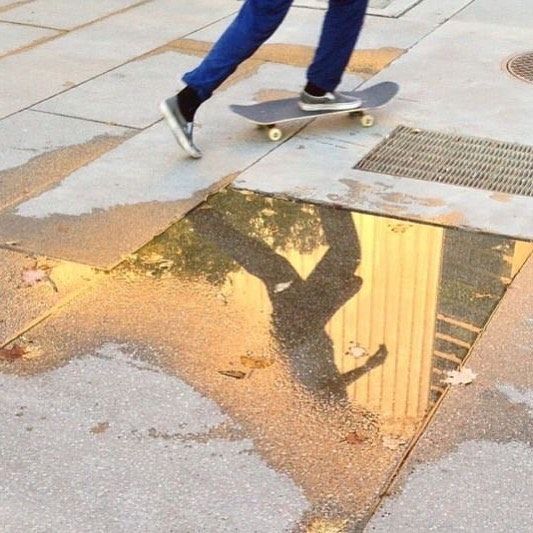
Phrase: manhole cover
[
  {"left": 356, "top": 126, "right": 533, "bottom": 197},
  {"left": 506, "top": 52, "right": 533, "bottom": 84}
]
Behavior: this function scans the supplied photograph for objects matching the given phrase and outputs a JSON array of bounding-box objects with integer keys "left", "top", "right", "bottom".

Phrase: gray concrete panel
[
  {"left": 0, "top": 111, "right": 131, "bottom": 210},
  {"left": 0, "top": 0, "right": 236, "bottom": 118},
  {"left": 0, "top": 63, "right": 317, "bottom": 267},
  {"left": 0, "top": 343, "right": 309, "bottom": 532},
  {"left": 0, "top": 0, "right": 144, "bottom": 30},
  {"left": 35, "top": 52, "right": 198, "bottom": 129},
  {"left": 0, "top": 21, "right": 58, "bottom": 57}
]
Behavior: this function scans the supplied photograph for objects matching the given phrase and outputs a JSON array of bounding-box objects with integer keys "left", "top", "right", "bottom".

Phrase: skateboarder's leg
[
  {"left": 307, "top": 0, "right": 368, "bottom": 94},
  {"left": 160, "top": 0, "right": 293, "bottom": 158},
  {"left": 183, "top": 0, "right": 294, "bottom": 103}
]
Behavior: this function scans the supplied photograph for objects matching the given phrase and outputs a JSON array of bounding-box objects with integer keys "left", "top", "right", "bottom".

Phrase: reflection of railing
[{"left": 431, "top": 239, "right": 533, "bottom": 400}]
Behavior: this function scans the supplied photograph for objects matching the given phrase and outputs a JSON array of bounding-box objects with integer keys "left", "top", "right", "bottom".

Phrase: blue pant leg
[
  {"left": 307, "top": 0, "right": 369, "bottom": 92},
  {"left": 183, "top": 0, "right": 293, "bottom": 101}
]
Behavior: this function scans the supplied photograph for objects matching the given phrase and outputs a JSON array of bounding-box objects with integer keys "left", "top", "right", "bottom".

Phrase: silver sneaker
[
  {"left": 160, "top": 96, "right": 202, "bottom": 159},
  {"left": 299, "top": 91, "right": 362, "bottom": 112}
]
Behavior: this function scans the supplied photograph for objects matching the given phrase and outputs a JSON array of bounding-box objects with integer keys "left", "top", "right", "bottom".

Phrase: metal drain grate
[
  {"left": 507, "top": 52, "right": 533, "bottom": 84},
  {"left": 356, "top": 126, "right": 533, "bottom": 197}
]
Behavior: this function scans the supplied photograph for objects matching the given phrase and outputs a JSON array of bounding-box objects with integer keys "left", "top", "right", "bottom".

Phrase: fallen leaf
[
  {"left": 345, "top": 343, "right": 367, "bottom": 358},
  {"left": 142, "top": 252, "right": 165, "bottom": 264},
  {"left": 382, "top": 435, "right": 406, "bottom": 450},
  {"left": 240, "top": 355, "right": 274, "bottom": 369},
  {"left": 218, "top": 370, "right": 247, "bottom": 380},
  {"left": 0, "top": 344, "right": 27, "bottom": 361},
  {"left": 22, "top": 344, "right": 43, "bottom": 360},
  {"left": 307, "top": 517, "right": 349, "bottom": 533},
  {"left": 473, "top": 292, "right": 494, "bottom": 300},
  {"left": 342, "top": 431, "right": 366, "bottom": 445},
  {"left": 443, "top": 367, "right": 477, "bottom": 386},
  {"left": 4, "top": 241, "right": 19, "bottom": 246},
  {"left": 90, "top": 422, "right": 110, "bottom": 434},
  {"left": 274, "top": 281, "right": 293, "bottom": 293},
  {"left": 22, "top": 268, "right": 48, "bottom": 286}
]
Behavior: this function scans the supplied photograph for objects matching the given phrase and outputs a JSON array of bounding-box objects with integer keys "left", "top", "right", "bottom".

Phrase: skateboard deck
[{"left": 230, "top": 81, "right": 399, "bottom": 140}]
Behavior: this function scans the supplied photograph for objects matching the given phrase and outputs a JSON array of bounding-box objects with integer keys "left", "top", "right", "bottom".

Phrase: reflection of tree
[
  {"left": 189, "top": 203, "right": 387, "bottom": 402},
  {"left": 139, "top": 190, "right": 326, "bottom": 285}
]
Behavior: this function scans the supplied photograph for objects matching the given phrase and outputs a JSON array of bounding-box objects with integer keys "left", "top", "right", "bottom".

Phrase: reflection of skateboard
[{"left": 230, "top": 81, "right": 399, "bottom": 141}]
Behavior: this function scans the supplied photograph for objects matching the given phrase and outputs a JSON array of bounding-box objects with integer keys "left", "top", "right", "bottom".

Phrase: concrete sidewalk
[
  {"left": 367, "top": 255, "right": 533, "bottom": 532},
  {"left": 1, "top": 0, "right": 532, "bottom": 531}
]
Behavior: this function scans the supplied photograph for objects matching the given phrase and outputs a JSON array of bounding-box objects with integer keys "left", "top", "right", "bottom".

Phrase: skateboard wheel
[
  {"left": 268, "top": 127, "right": 283, "bottom": 142},
  {"left": 360, "top": 114, "right": 375, "bottom": 128}
]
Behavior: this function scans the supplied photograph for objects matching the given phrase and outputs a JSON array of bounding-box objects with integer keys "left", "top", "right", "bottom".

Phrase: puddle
[{"left": 117, "top": 188, "right": 531, "bottom": 527}]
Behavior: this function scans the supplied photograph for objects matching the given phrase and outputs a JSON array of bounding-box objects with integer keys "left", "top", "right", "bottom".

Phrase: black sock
[
  {"left": 177, "top": 86, "right": 203, "bottom": 122},
  {"left": 304, "top": 82, "right": 327, "bottom": 97}
]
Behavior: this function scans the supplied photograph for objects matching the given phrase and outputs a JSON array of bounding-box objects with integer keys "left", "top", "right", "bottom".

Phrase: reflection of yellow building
[
  {"left": 224, "top": 212, "right": 532, "bottom": 437},
  {"left": 332, "top": 215, "right": 443, "bottom": 436}
]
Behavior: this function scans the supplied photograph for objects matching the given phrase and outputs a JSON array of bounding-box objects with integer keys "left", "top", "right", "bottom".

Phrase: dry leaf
[
  {"left": 342, "top": 431, "right": 366, "bottom": 445},
  {"left": 90, "top": 422, "right": 110, "bottom": 434},
  {"left": 22, "top": 344, "right": 43, "bottom": 360},
  {"left": 443, "top": 367, "right": 477, "bottom": 386},
  {"left": 307, "top": 517, "right": 349, "bottom": 533},
  {"left": 22, "top": 268, "right": 48, "bottom": 286},
  {"left": 218, "top": 370, "right": 247, "bottom": 380},
  {"left": 274, "top": 281, "right": 293, "bottom": 293},
  {"left": 240, "top": 355, "right": 274, "bottom": 369},
  {"left": 0, "top": 344, "right": 27, "bottom": 361},
  {"left": 382, "top": 435, "right": 406, "bottom": 450},
  {"left": 346, "top": 343, "right": 367, "bottom": 358},
  {"left": 142, "top": 252, "right": 165, "bottom": 264},
  {"left": 140, "top": 253, "right": 174, "bottom": 271},
  {"left": 473, "top": 292, "right": 494, "bottom": 300}
]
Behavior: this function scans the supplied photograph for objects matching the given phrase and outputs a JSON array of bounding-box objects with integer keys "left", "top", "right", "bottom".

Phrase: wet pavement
[
  {"left": 2, "top": 189, "right": 530, "bottom": 531},
  {"left": 368, "top": 248, "right": 533, "bottom": 532},
  {"left": 1, "top": 0, "right": 533, "bottom": 531}
]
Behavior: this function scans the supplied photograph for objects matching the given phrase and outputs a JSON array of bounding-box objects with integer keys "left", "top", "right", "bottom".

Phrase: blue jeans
[{"left": 183, "top": 0, "right": 369, "bottom": 101}]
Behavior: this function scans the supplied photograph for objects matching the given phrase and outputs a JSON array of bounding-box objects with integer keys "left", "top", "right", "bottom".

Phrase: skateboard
[{"left": 230, "top": 81, "right": 399, "bottom": 141}]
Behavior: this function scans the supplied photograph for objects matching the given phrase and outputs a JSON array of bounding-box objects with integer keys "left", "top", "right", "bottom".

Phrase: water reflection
[
  {"left": 135, "top": 189, "right": 532, "bottom": 436},
  {"left": 189, "top": 205, "right": 388, "bottom": 404}
]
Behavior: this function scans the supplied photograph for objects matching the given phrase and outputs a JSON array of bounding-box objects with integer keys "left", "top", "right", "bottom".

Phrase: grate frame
[
  {"left": 355, "top": 126, "right": 533, "bottom": 198},
  {"left": 506, "top": 52, "right": 533, "bottom": 84}
]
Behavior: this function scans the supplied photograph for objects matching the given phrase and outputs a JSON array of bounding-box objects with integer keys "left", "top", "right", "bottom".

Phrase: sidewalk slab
[
  {"left": 35, "top": 51, "right": 195, "bottom": 129},
  {"left": 0, "top": 111, "right": 132, "bottom": 211},
  {"left": 402, "top": 0, "right": 473, "bottom": 25},
  {"left": 0, "top": 248, "right": 98, "bottom": 346},
  {"left": 234, "top": 20, "right": 533, "bottom": 240},
  {"left": 0, "top": 0, "right": 143, "bottom": 30},
  {"left": 0, "top": 343, "right": 309, "bottom": 531},
  {"left": 0, "top": 62, "right": 332, "bottom": 268},
  {"left": 366, "top": 256, "right": 533, "bottom": 531},
  {"left": 0, "top": 21, "right": 58, "bottom": 57},
  {"left": 192, "top": 6, "right": 433, "bottom": 55},
  {"left": 279, "top": 0, "right": 423, "bottom": 18},
  {"left": 0, "top": 0, "right": 236, "bottom": 118},
  {"left": 455, "top": 0, "right": 532, "bottom": 29},
  {"left": 5, "top": 189, "right": 528, "bottom": 529}
]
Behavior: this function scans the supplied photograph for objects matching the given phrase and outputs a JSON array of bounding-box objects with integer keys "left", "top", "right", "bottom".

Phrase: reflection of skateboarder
[
  {"left": 161, "top": 0, "right": 370, "bottom": 159},
  {"left": 189, "top": 204, "right": 388, "bottom": 402}
]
